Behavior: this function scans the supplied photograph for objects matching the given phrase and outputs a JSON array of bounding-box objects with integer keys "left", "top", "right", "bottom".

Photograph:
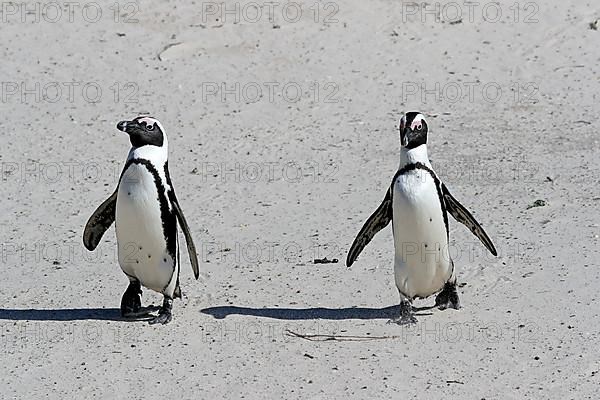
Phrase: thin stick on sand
[{"left": 285, "top": 329, "right": 402, "bottom": 342}]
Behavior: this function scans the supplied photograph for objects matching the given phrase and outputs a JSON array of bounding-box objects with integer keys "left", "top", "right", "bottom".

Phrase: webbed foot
[
  {"left": 435, "top": 281, "right": 461, "bottom": 310},
  {"left": 388, "top": 300, "right": 417, "bottom": 325},
  {"left": 149, "top": 297, "right": 173, "bottom": 325}
]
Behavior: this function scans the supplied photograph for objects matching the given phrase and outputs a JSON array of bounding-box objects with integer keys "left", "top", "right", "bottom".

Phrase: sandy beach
[{"left": 0, "top": 0, "right": 599, "bottom": 398}]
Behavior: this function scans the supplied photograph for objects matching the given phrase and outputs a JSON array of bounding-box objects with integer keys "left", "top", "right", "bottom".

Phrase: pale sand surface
[{"left": 0, "top": 1, "right": 599, "bottom": 398}]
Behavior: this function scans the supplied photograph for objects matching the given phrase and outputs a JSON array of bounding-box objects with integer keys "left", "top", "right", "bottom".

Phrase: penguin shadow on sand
[
  {"left": 201, "top": 304, "right": 436, "bottom": 321},
  {"left": 0, "top": 306, "right": 161, "bottom": 322}
]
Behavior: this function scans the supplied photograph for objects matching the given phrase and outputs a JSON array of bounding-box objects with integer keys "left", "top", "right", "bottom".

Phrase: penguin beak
[{"left": 117, "top": 120, "right": 130, "bottom": 133}]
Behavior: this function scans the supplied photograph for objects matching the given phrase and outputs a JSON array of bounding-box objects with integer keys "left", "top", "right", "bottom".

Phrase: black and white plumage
[
  {"left": 347, "top": 112, "right": 497, "bottom": 324},
  {"left": 83, "top": 116, "right": 199, "bottom": 325}
]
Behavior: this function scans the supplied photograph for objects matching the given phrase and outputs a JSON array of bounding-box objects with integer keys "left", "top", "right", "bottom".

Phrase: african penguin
[
  {"left": 83, "top": 116, "right": 199, "bottom": 325},
  {"left": 346, "top": 112, "right": 497, "bottom": 324}
]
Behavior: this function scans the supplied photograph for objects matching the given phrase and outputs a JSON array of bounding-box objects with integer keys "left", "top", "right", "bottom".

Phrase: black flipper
[
  {"left": 441, "top": 183, "right": 497, "bottom": 256},
  {"left": 83, "top": 190, "right": 117, "bottom": 251},
  {"left": 346, "top": 188, "right": 393, "bottom": 268},
  {"left": 170, "top": 193, "right": 200, "bottom": 279}
]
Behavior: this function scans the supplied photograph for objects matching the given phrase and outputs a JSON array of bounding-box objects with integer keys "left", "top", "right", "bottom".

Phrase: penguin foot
[
  {"left": 122, "top": 305, "right": 162, "bottom": 319},
  {"left": 388, "top": 300, "right": 417, "bottom": 325},
  {"left": 120, "top": 281, "right": 143, "bottom": 318},
  {"left": 149, "top": 297, "right": 173, "bottom": 325},
  {"left": 435, "top": 281, "right": 461, "bottom": 310}
]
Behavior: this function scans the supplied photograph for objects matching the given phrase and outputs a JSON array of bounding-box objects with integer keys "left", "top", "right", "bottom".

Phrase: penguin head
[
  {"left": 117, "top": 116, "right": 165, "bottom": 148},
  {"left": 398, "top": 112, "right": 428, "bottom": 149}
]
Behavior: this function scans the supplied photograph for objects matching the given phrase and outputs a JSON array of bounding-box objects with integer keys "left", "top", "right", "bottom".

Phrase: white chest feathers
[
  {"left": 115, "top": 159, "right": 177, "bottom": 294},
  {"left": 392, "top": 167, "right": 452, "bottom": 299}
]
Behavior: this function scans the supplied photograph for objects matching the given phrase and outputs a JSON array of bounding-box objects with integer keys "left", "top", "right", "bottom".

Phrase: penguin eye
[
  {"left": 413, "top": 120, "right": 425, "bottom": 131},
  {"left": 146, "top": 124, "right": 155, "bottom": 131}
]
